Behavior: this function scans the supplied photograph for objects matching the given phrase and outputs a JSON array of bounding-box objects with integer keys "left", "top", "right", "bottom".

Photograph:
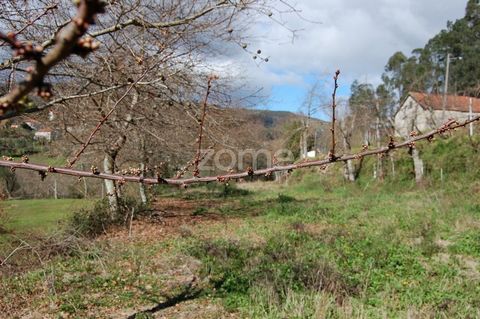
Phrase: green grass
[
  {"left": 26, "top": 154, "right": 67, "bottom": 167},
  {"left": 10, "top": 154, "right": 68, "bottom": 167},
  {"left": 179, "top": 180, "right": 480, "bottom": 318},
  {"left": 1, "top": 198, "right": 92, "bottom": 233},
  {"left": 4, "top": 177, "right": 480, "bottom": 318}
]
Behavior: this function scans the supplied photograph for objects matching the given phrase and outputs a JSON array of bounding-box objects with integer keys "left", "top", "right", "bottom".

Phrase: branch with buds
[
  {"left": 0, "top": 64, "right": 478, "bottom": 188},
  {"left": 329, "top": 70, "right": 340, "bottom": 161},
  {"left": 175, "top": 145, "right": 214, "bottom": 179},
  {"left": 193, "top": 75, "right": 217, "bottom": 177},
  {"left": 0, "top": 116, "right": 477, "bottom": 186},
  {"left": 0, "top": 0, "right": 105, "bottom": 118}
]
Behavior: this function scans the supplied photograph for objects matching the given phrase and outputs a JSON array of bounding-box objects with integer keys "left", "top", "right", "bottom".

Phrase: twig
[
  {"left": 0, "top": 0, "right": 230, "bottom": 71},
  {"left": 0, "top": 117, "right": 477, "bottom": 186},
  {"left": 329, "top": 70, "right": 340, "bottom": 161},
  {"left": 193, "top": 76, "right": 216, "bottom": 177},
  {"left": 0, "top": 0, "right": 105, "bottom": 117},
  {"left": 175, "top": 145, "right": 214, "bottom": 179},
  {"left": 129, "top": 207, "right": 135, "bottom": 238},
  {"left": 12, "top": 4, "right": 58, "bottom": 38},
  {"left": 0, "top": 242, "right": 29, "bottom": 266}
]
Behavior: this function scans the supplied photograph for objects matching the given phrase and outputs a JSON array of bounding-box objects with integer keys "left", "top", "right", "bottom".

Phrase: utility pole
[
  {"left": 442, "top": 53, "right": 451, "bottom": 120},
  {"left": 442, "top": 53, "right": 462, "bottom": 120},
  {"left": 469, "top": 97, "right": 474, "bottom": 137}
]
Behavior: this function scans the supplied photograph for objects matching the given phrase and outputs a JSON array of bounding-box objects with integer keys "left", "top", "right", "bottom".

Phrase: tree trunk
[
  {"left": 103, "top": 153, "right": 118, "bottom": 217},
  {"left": 390, "top": 153, "right": 396, "bottom": 177},
  {"left": 139, "top": 162, "right": 147, "bottom": 205},
  {"left": 344, "top": 160, "right": 356, "bottom": 182},
  {"left": 138, "top": 136, "right": 148, "bottom": 205},
  {"left": 83, "top": 177, "right": 88, "bottom": 198},
  {"left": 411, "top": 148, "right": 424, "bottom": 183},
  {"left": 302, "top": 127, "right": 308, "bottom": 159},
  {"left": 53, "top": 178, "right": 58, "bottom": 199},
  {"left": 103, "top": 133, "right": 127, "bottom": 216},
  {"left": 341, "top": 120, "right": 356, "bottom": 182},
  {"left": 375, "top": 116, "right": 385, "bottom": 180},
  {"left": 409, "top": 120, "right": 423, "bottom": 184}
]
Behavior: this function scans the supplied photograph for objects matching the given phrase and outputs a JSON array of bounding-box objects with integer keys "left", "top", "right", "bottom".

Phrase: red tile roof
[{"left": 409, "top": 92, "right": 480, "bottom": 113}]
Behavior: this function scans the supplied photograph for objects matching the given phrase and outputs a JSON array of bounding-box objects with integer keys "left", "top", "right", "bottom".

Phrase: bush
[
  {"left": 204, "top": 182, "right": 250, "bottom": 197},
  {"left": 220, "top": 183, "right": 250, "bottom": 197},
  {"left": 68, "top": 197, "right": 149, "bottom": 237},
  {"left": 277, "top": 193, "right": 296, "bottom": 203}
]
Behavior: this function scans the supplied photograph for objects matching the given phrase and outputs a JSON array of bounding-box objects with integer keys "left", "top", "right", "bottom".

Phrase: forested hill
[{"left": 247, "top": 109, "right": 325, "bottom": 129}]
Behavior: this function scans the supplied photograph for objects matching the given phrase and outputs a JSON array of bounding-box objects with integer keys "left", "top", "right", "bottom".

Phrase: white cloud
[{"left": 219, "top": 0, "right": 466, "bottom": 106}]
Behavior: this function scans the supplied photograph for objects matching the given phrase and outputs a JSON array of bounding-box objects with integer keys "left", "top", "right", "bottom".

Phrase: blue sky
[
  {"left": 230, "top": 0, "right": 467, "bottom": 117},
  {"left": 259, "top": 72, "right": 351, "bottom": 120}
]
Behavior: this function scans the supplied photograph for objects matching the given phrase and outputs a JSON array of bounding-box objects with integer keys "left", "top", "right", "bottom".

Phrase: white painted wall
[
  {"left": 34, "top": 131, "right": 52, "bottom": 141},
  {"left": 394, "top": 96, "right": 479, "bottom": 137}
]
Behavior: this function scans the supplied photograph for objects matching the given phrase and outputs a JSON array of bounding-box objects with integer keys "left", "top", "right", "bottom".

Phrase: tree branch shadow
[{"left": 127, "top": 281, "right": 202, "bottom": 319}]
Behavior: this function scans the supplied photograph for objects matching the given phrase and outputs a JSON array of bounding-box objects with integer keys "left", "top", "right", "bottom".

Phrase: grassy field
[
  {"left": 16, "top": 154, "right": 68, "bottom": 167},
  {"left": 1, "top": 171, "right": 480, "bottom": 318},
  {"left": 1, "top": 198, "right": 92, "bottom": 234}
]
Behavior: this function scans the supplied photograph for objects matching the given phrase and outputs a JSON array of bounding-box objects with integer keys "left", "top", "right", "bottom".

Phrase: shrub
[
  {"left": 219, "top": 183, "right": 250, "bottom": 197},
  {"left": 68, "top": 197, "right": 149, "bottom": 237}
]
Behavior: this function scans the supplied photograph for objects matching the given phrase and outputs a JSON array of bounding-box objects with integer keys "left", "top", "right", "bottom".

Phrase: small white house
[
  {"left": 394, "top": 92, "right": 480, "bottom": 137},
  {"left": 300, "top": 150, "right": 317, "bottom": 159},
  {"left": 34, "top": 128, "right": 54, "bottom": 141},
  {"left": 306, "top": 150, "right": 316, "bottom": 158}
]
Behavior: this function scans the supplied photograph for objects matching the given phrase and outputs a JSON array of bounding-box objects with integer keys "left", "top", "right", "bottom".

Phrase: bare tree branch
[
  {"left": 0, "top": 0, "right": 106, "bottom": 118},
  {"left": 329, "top": 70, "right": 340, "bottom": 161},
  {"left": 0, "top": 117, "right": 477, "bottom": 186},
  {"left": 0, "top": 0, "right": 230, "bottom": 71},
  {"left": 193, "top": 75, "right": 216, "bottom": 177}
]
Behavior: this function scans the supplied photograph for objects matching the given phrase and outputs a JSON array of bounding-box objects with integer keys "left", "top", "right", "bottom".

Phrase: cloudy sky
[{"left": 225, "top": 0, "right": 467, "bottom": 117}]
